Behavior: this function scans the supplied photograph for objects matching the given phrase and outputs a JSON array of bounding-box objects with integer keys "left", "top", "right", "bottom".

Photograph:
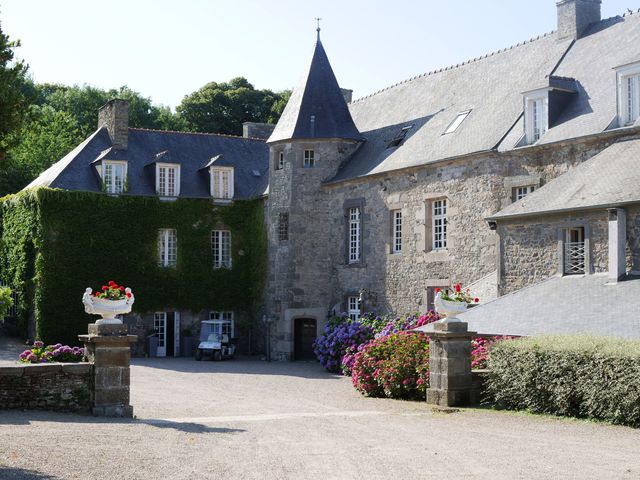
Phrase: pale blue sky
[{"left": 1, "top": 0, "right": 637, "bottom": 109}]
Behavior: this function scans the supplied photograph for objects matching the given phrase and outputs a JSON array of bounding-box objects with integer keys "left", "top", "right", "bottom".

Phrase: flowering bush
[
  {"left": 438, "top": 283, "right": 479, "bottom": 304},
  {"left": 313, "top": 320, "right": 374, "bottom": 373},
  {"left": 93, "top": 280, "right": 131, "bottom": 300},
  {"left": 471, "top": 336, "right": 515, "bottom": 369},
  {"left": 19, "top": 341, "right": 85, "bottom": 363},
  {"left": 351, "top": 331, "right": 430, "bottom": 399},
  {"left": 375, "top": 311, "right": 439, "bottom": 338}
]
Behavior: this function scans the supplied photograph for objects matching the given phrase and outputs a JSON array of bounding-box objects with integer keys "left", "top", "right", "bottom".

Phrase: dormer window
[
  {"left": 102, "top": 161, "right": 127, "bottom": 194},
  {"left": 210, "top": 166, "right": 234, "bottom": 199},
  {"left": 387, "top": 125, "right": 413, "bottom": 148},
  {"left": 616, "top": 63, "right": 640, "bottom": 126},
  {"left": 156, "top": 163, "right": 180, "bottom": 197},
  {"left": 524, "top": 91, "right": 548, "bottom": 144}
]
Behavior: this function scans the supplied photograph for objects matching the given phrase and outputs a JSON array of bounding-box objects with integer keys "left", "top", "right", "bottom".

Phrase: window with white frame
[
  {"left": 348, "top": 207, "right": 361, "bottom": 263},
  {"left": 303, "top": 149, "right": 315, "bottom": 168},
  {"left": 158, "top": 229, "right": 177, "bottom": 267},
  {"left": 156, "top": 164, "right": 180, "bottom": 197},
  {"left": 432, "top": 199, "right": 447, "bottom": 250},
  {"left": 154, "top": 313, "right": 166, "bottom": 348},
  {"left": 210, "top": 167, "right": 234, "bottom": 199},
  {"left": 212, "top": 230, "right": 232, "bottom": 269},
  {"left": 513, "top": 185, "right": 535, "bottom": 201},
  {"left": 102, "top": 161, "right": 127, "bottom": 194},
  {"left": 347, "top": 295, "right": 361, "bottom": 321},
  {"left": 617, "top": 64, "right": 640, "bottom": 126},
  {"left": 443, "top": 110, "right": 471, "bottom": 135},
  {"left": 276, "top": 152, "right": 285, "bottom": 170},
  {"left": 208, "top": 311, "right": 235, "bottom": 337},
  {"left": 392, "top": 210, "right": 402, "bottom": 254},
  {"left": 525, "top": 93, "right": 548, "bottom": 144}
]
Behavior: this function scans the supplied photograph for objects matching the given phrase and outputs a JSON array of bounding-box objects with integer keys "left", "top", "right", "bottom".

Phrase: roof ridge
[
  {"left": 351, "top": 30, "right": 557, "bottom": 105},
  {"left": 128, "top": 127, "right": 266, "bottom": 142}
]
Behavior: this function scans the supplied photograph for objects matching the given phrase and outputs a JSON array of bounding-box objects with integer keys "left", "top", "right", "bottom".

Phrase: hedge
[
  {"left": 0, "top": 188, "right": 266, "bottom": 345},
  {"left": 487, "top": 335, "right": 640, "bottom": 427}
]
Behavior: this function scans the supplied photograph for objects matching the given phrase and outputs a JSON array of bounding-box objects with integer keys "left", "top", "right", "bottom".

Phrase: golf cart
[{"left": 195, "top": 320, "right": 235, "bottom": 361}]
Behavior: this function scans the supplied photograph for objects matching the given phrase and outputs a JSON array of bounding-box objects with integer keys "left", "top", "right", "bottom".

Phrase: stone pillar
[
  {"left": 608, "top": 207, "right": 626, "bottom": 281},
  {"left": 426, "top": 321, "right": 476, "bottom": 407},
  {"left": 79, "top": 323, "right": 137, "bottom": 418}
]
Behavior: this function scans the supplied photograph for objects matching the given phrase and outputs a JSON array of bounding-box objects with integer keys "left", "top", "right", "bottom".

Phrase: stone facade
[{"left": 0, "top": 363, "right": 92, "bottom": 412}]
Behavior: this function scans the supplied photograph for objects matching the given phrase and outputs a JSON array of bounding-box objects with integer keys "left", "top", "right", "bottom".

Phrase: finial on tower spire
[{"left": 315, "top": 17, "right": 321, "bottom": 40}]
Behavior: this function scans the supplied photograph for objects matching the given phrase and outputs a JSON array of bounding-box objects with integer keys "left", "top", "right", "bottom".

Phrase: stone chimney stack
[
  {"left": 98, "top": 99, "right": 129, "bottom": 150},
  {"left": 556, "top": 0, "right": 601, "bottom": 40}
]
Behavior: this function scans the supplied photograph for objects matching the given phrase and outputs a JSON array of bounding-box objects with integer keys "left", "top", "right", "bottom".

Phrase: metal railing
[{"left": 564, "top": 241, "right": 586, "bottom": 274}]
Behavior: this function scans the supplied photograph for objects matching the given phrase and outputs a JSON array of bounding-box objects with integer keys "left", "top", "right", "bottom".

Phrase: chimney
[
  {"left": 556, "top": 0, "right": 601, "bottom": 40},
  {"left": 340, "top": 88, "right": 353, "bottom": 104},
  {"left": 608, "top": 208, "right": 627, "bottom": 281},
  {"left": 98, "top": 99, "right": 129, "bottom": 150},
  {"left": 242, "top": 122, "right": 276, "bottom": 140}
]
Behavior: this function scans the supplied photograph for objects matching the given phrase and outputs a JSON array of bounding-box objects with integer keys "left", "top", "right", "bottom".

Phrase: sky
[{"left": 1, "top": 0, "right": 638, "bottom": 109}]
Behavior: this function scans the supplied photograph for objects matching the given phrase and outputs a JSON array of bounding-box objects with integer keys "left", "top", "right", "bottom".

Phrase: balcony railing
[{"left": 564, "top": 241, "right": 586, "bottom": 274}]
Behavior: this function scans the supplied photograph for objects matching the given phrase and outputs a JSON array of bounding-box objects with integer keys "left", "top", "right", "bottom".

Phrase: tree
[
  {"left": 0, "top": 20, "right": 34, "bottom": 160},
  {"left": 177, "top": 77, "right": 291, "bottom": 135}
]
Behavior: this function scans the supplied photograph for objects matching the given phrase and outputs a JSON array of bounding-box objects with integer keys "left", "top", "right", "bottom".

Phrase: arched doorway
[{"left": 293, "top": 318, "right": 317, "bottom": 360}]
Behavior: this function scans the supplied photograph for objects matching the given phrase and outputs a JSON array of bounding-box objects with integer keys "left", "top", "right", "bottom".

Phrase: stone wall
[
  {"left": 0, "top": 363, "right": 92, "bottom": 412},
  {"left": 626, "top": 206, "right": 640, "bottom": 274}
]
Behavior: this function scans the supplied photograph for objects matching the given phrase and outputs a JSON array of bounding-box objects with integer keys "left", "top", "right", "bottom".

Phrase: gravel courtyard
[{"left": 1, "top": 356, "right": 640, "bottom": 479}]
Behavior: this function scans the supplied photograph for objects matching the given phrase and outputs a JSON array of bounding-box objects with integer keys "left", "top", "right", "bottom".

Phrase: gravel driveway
[{"left": 1, "top": 356, "right": 640, "bottom": 479}]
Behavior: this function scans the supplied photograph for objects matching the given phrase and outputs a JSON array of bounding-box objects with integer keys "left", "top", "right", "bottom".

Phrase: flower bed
[{"left": 19, "top": 341, "right": 85, "bottom": 363}]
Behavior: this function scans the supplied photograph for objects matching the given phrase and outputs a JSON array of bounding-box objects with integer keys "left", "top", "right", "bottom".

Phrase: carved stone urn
[
  {"left": 434, "top": 291, "right": 467, "bottom": 323},
  {"left": 82, "top": 287, "right": 135, "bottom": 325}
]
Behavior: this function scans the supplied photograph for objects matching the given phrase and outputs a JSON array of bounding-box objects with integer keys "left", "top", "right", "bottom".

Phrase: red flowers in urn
[
  {"left": 83, "top": 280, "right": 135, "bottom": 325},
  {"left": 93, "top": 280, "right": 131, "bottom": 300},
  {"left": 439, "top": 283, "right": 479, "bottom": 304}
]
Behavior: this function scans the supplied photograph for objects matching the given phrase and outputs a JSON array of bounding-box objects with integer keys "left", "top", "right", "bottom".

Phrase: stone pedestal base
[
  {"left": 79, "top": 324, "right": 137, "bottom": 418},
  {"left": 426, "top": 321, "right": 476, "bottom": 408}
]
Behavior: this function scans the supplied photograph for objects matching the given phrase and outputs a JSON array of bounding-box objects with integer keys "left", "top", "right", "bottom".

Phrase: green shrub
[{"left": 487, "top": 335, "right": 640, "bottom": 427}]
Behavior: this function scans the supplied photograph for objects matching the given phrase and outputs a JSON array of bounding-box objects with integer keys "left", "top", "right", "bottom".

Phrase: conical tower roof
[{"left": 267, "top": 37, "right": 362, "bottom": 144}]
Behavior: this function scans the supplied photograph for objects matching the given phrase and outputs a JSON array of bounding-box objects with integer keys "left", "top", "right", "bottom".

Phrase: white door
[
  {"left": 174, "top": 311, "right": 181, "bottom": 357},
  {"left": 154, "top": 312, "right": 167, "bottom": 357}
]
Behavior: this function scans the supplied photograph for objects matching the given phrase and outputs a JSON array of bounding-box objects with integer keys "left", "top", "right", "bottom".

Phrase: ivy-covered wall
[{"left": 0, "top": 188, "right": 266, "bottom": 345}]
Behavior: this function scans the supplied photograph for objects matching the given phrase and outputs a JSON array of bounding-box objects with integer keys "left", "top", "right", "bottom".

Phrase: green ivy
[{"left": 0, "top": 188, "right": 266, "bottom": 345}]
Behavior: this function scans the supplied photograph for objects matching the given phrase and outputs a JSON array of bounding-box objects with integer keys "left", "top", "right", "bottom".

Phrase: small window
[
  {"left": 563, "top": 227, "right": 585, "bottom": 275},
  {"left": 158, "top": 229, "right": 177, "bottom": 267},
  {"left": 619, "top": 70, "right": 640, "bottom": 126},
  {"left": 392, "top": 210, "right": 402, "bottom": 254},
  {"left": 432, "top": 199, "right": 447, "bottom": 250},
  {"left": 348, "top": 207, "right": 361, "bottom": 263},
  {"left": 443, "top": 110, "right": 471, "bottom": 135},
  {"left": 387, "top": 125, "right": 413, "bottom": 148},
  {"left": 278, "top": 212, "right": 289, "bottom": 242},
  {"left": 208, "top": 311, "right": 235, "bottom": 337},
  {"left": 154, "top": 313, "right": 167, "bottom": 348},
  {"left": 212, "top": 230, "right": 232, "bottom": 269},
  {"left": 276, "top": 152, "right": 285, "bottom": 170},
  {"left": 525, "top": 95, "right": 547, "bottom": 144},
  {"left": 210, "top": 167, "right": 234, "bottom": 199},
  {"left": 156, "top": 164, "right": 180, "bottom": 197},
  {"left": 513, "top": 185, "right": 535, "bottom": 202},
  {"left": 347, "top": 295, "right": 361, "bottom": 321},
  {"left": 303, "top": 150, "right": 315, "bottom": 168},
  {"left": 103, "top": 161, "right": 127, "bottom": 194}
]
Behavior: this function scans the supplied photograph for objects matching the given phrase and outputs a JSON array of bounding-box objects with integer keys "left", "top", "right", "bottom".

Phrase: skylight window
[
  {"left": 443, "top": 110, "right": 471, "bottom": 134},
  {"left": 387, "top": 125, "right": 414, "bottom": 148}
]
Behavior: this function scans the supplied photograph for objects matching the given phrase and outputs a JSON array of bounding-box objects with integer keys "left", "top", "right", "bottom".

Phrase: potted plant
[
  {"left": 82, "top": 280, "right": 135, "bottom": 324},
  {"left": 434, "top": 284, "right": 479, "bottom": 323},
  {"left": 181, "top": 327, "right": 193, "bottom": 357}
]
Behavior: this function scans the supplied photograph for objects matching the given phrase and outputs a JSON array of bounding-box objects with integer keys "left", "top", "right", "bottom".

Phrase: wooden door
[{"left": 294, "top": 318, "right": 317, "bottom": 360}]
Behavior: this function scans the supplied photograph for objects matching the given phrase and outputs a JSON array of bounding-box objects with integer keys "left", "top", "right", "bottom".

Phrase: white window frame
[
  {"left": 210, "top": 166, "right": 234, "bottom": 199},
  {"left": 392, "top": 210, "right": 402, "bottom": 254},
  {"left": 432, "top": 199, "right": 447, "bottom": 251},
  {"left": 347, "top": 296, "right": 361, "bottom": 322},
  {"left": 524, "top": 90, "right": 548, "bottom": 144},
  {"left": 514, "top": 185, "right": 535, "bottom": 201},
  {"left": 156, "top": 163, "right": 180, "bottom": 197},
  {"left": 348, "top": 207, "right": 361, "bottom": 264},
  {"left": 208, "top": 311, "right": 235, "bottom": 337},
  {"left": 443, "top": 110, "right": 471, "bottom": 135},
  {"left": 616, "top": 63, "right": 640, "bottom": 127},
  {"left": 102, "top": 160, "right": 127, "bottom": 194},
  {"left": 303, "top": 149, "right": 315, "bottom": 168},
  {"left": 158, "top": 228, "right": 177, "bottom": 267},
  {"left": 212, "top": 230, "right": 232, "bottom": 269}
]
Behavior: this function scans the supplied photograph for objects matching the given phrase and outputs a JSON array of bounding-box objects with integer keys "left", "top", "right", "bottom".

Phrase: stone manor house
[{"left": 22, "top": 0, "right": 640, "bottom": 359}]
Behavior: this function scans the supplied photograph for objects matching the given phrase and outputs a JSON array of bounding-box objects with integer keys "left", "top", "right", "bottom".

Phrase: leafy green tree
[
  {"left": 0, "top": 20, "right": 34, "bottom": 160},
  {"left": 177, "top": 77, "right": 290, "bottom": 135}
]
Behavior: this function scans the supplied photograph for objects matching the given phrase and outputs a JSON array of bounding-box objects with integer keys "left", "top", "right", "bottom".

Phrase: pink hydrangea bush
[
  {"left": 471, "top": 336, "right": 516, "bottom": 369},
  {"left": 19, "top": 341, "right": 85, "bottom": 364}
]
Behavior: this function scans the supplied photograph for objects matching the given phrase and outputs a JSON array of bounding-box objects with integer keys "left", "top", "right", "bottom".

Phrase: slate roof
[
  {"left": 433, "top": 274, "right": 640, "bottom": 339},
  {"left": 330, "top": 11, "right": 640, "bottom": 183},
  {"left": 489, "top": 136, "right": 640, "bottom": 220},
  {"left": 267, "top": 38, "right": 362, "bottom": 144},
  {"left": 26, "top": 128, "right": 269, "bottom": 200}
]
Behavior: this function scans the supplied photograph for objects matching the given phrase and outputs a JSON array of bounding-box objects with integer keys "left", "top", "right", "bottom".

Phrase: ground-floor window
[
  {"left": 209, "top": 311, "right": 235, "bottom": 337},
  {"left": 347, "top": 296, "right": 361, "bottom": 321},
  {"left": 563, "top": 227, "right": 586, "bottom": 275}
]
